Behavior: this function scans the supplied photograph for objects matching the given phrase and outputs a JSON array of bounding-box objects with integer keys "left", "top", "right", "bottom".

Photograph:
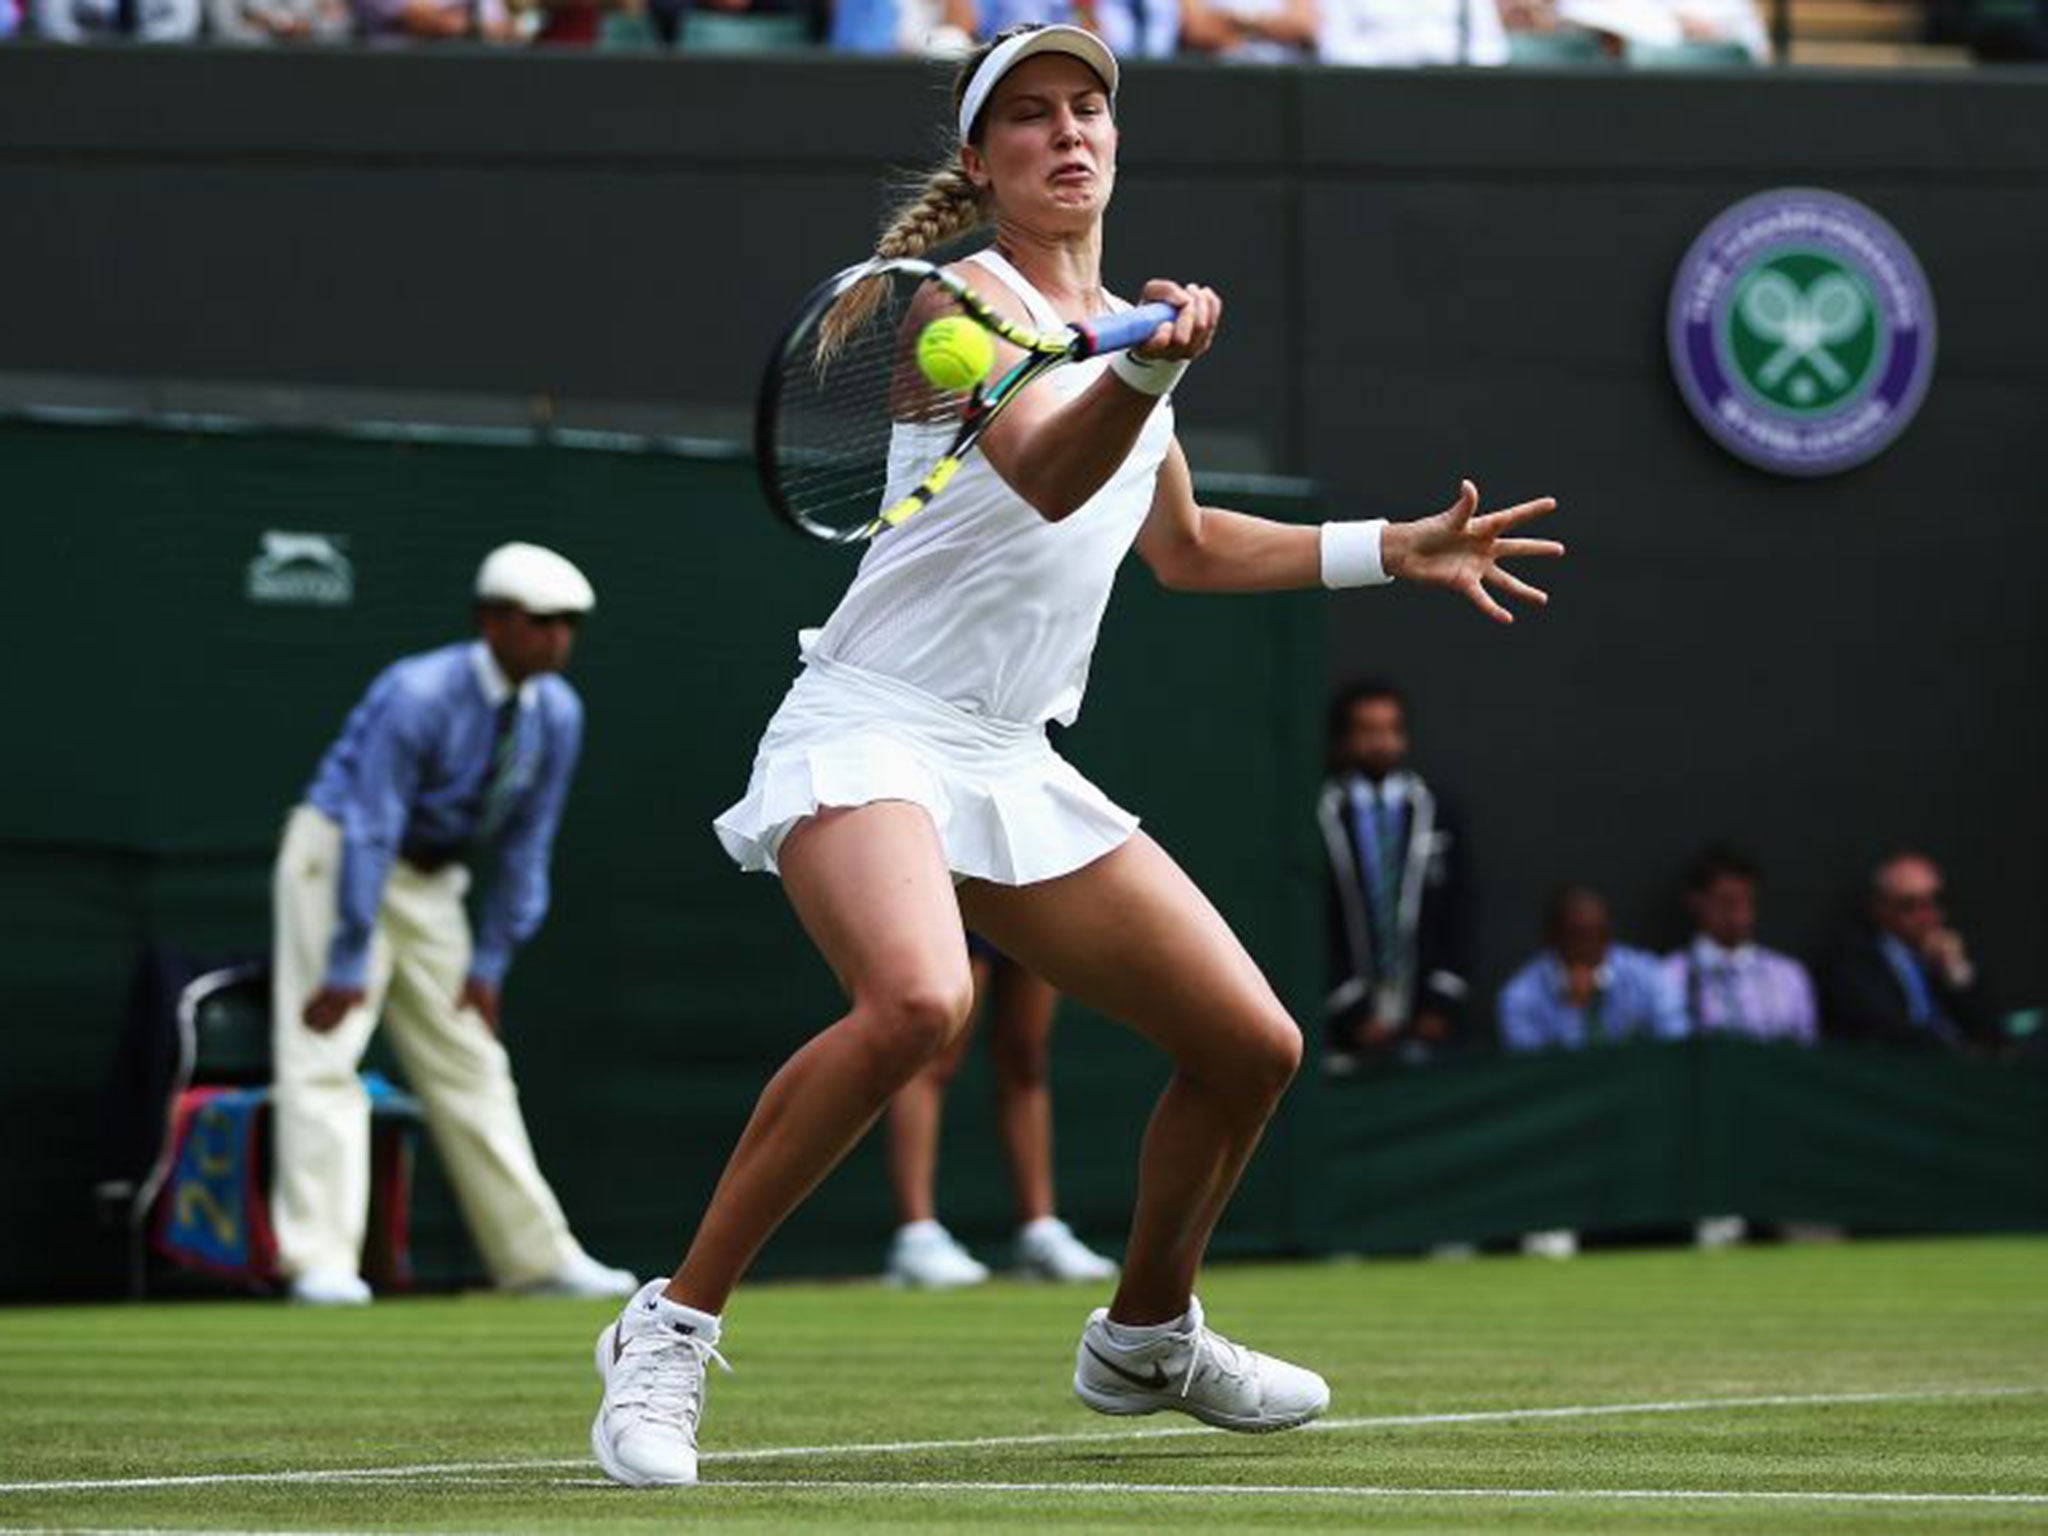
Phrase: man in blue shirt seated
[
  {"left": 1498, "top": 883, "right": 1689, "bottom": 1053},
  {"left": 272, "top": 542, "right": 635, "bottom": 1306}
]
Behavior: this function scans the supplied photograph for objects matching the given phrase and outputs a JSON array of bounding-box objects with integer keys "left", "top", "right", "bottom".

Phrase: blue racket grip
[{"left": 1070, "top": 302, "right": 1179, "bottom": 360}]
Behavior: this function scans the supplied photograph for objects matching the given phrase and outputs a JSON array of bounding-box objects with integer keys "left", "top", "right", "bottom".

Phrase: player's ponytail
[{"left": 817, "top": 28, "right": 1036, "bottom": 361}]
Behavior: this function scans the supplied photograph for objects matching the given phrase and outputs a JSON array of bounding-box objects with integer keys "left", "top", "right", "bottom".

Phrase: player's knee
[
  {"left": 854, "top": 978, "right": 974, "bottom": 1085},
  {"left": 1228, "top": 1013, "right": 1303, "bottom": 1104}
]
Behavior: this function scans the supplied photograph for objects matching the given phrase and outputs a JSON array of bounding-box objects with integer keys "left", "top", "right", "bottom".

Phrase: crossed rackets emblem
[{"left": 1737, "top": 268, "right": 1868, "bottom": 395}]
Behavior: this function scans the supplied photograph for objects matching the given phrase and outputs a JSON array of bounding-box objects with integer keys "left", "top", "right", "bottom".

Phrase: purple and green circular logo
[{"left": 1668, "top": 189, "right": 1936, "bottom": 477}]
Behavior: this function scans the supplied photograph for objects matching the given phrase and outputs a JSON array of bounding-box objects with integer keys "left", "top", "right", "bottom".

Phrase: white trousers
[{"left": 270, "top": 805, "right": 582, "bottom": 1287}]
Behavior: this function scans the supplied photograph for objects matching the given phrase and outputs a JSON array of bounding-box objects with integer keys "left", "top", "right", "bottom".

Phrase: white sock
[
  {"left": 1101, "top": 1310, "right": 1191, "bottom": 1348},
  {"left": 636, "top": 1280, "right": 721, "bottom": 1344},
  {"left": 1018, "top": 1216, "right": 1067, "bottom": 1242},
  {"left": 897, "top": 1219, "right": 946, "bottom": 1242}
]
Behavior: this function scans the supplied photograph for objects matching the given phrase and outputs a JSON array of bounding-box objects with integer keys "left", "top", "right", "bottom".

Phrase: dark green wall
[
  {"left": 1, "top": 50, "right": 2041, "bottom": 1014},
  {"left": 0, "top": 419, "right": 1323, "bottom": 1295},
  {"left": 3, "top": 52, "right": 2045, "bottom": 1294},
  {"left": 1321, "top": 1040, "right": 2048, "bottom": 1251}
]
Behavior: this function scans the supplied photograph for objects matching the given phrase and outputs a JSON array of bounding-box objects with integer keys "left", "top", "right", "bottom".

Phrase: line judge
[{"left": 271, "top": 542, "right": 633, "bottom": 1306}]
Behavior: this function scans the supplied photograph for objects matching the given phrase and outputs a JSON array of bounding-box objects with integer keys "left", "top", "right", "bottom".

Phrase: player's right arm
[{"left": 965, "top": 271, "right": 1219, "bottom": 523}]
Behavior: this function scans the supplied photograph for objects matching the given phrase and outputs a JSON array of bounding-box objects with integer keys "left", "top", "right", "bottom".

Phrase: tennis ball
[{"left": 916, "top": 317, "right": 994, "bottom": 392}]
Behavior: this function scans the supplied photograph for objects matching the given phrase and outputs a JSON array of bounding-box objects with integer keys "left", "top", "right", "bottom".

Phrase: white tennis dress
[{"left": 715, "top": 248, "right": 1177, "bottom": 884}]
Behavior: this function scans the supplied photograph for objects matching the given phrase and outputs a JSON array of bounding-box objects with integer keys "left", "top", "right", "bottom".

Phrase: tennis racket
[{"left": 754, "top": 256, "right": 1178, "bottom": 544}]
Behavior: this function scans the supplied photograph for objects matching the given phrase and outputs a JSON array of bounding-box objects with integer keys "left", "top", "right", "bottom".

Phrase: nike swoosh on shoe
[{"left": 1084, "top": 1343, "right": 1170, "bottom": 1391}]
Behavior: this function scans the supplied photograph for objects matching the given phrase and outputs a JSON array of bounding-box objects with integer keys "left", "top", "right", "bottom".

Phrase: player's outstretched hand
[{"left": 1383, "top": 480, "right": 1563, "bottom": 624}]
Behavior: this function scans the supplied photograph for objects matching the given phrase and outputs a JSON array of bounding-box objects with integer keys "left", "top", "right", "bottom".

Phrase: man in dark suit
[
  {"left": 1317, "top": 679, "right": 1470, "bottom": 1071},
  {"left": 1825, "top": 850, "right": 1990, "bottom": 1049}
]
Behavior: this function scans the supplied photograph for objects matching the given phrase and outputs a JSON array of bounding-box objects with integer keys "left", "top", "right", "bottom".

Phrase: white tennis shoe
[
  {"left": 1073, "top": 1296, "right": 1329, "bottom": 1433},
  {"left": 1014, "top": 1217, "right": 1118, "bottom": 1282},
  {"left": 884, "top": 1221, "right": 990, "bottom": 1288},
  {"left": 591, "top": 1280, "right": 730, "bottom": 1487}
]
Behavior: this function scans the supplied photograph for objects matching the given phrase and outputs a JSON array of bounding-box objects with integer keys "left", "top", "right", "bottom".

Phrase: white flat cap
[{"left": 474, "top": 542, "right": 596, "bottom": 614}]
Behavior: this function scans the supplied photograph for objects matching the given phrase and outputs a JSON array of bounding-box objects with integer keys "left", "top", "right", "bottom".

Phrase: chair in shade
[
  {"left": 1505, "top": 26, "right": 1614, "bottom": 65},
  {"left": 679, "top": 8, "right": 809, "bottom": 49},
  {"left": 1628, "top": 37, "right": 1758, "bottom": 67}
]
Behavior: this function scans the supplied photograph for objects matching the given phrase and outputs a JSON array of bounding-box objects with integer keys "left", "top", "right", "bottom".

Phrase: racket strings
[{"left": 771, "top": 274, "right": 974, "bottom": 539}]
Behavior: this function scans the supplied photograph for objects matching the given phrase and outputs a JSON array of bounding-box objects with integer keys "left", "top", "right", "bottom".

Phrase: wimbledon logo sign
[{"left": 1668, "top": 188, "right": 1936, "bottom": 477}]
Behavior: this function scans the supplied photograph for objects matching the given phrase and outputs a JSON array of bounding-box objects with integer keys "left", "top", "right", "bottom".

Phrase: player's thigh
[
  {"left": 778, "top": 801, "right": 974, "bottom": 1021},
  {"left": 958, "top": 833, "right": 1297, "bottom": 1084}
]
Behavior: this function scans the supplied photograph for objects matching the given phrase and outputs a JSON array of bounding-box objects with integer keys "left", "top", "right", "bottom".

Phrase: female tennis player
[{"left": 592, "top": 22, "right": 1563, "bottom": 1487}]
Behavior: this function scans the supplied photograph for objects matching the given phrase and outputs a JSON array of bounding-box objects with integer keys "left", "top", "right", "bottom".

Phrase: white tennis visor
[{"left": 956, "top": 24, "right": 1120, "bottom": 145}]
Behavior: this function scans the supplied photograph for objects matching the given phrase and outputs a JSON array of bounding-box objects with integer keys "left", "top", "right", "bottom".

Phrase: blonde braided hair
[{"left": 817, "top": 27, "right": 1048, "bottom": 359}]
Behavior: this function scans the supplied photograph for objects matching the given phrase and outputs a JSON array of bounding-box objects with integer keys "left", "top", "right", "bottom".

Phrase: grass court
[{"left": 3, "top": 1236, "right": 2046, "bottom": 1533}]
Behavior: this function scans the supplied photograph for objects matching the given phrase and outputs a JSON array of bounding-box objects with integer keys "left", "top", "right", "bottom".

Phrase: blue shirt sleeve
[
  {"left": 324, "top": 683, "right": 428, "bottom": 989},
  {"left": 1644, "top": 953, "right": 1692, "bottom": 1040},
  {"left": 1787, "top": 959, "right": 1820, "bottom": 1043},
  {"left": 1498, "top": 967, "right": 1548, "bottom": 1054},
  {"left": 470, "top": 688, "right": 583, "bottom": 986}
]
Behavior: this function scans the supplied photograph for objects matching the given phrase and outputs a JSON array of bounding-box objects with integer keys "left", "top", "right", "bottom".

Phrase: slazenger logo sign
[
  {"left": 247, "top": 531, "right": 354, "bottom": 606},
  {"left": 1668, "top": 189, "right": 1936, "bottom": 477}
]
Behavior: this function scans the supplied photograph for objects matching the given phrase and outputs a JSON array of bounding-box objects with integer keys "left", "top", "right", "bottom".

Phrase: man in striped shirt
[{"left": 1662, "top": 844, "right": 1817, "bottom": 1044}]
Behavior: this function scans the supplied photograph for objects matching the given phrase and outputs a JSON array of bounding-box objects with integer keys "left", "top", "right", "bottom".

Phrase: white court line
[
  {"left": 706, "top": 1384, "right": 2048, "bottom": 1463},
  {"left": 696, "top": 1478, "right": 2048, "bottom": 1507},
  {"left": 2, "top": 1385, "right": 2041, "bottom": 1496}
]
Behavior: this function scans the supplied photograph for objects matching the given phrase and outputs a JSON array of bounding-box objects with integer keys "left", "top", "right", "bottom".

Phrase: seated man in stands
[
  {"left": 1663, "top": 843, "right": 1817, "bottom": 1043},
  {"left": 1825, "top": 850, "right": 1992, "bottom": 1050},
  {"left": 1499, "top": 883, "right": 1687, "bottom": 1052},
  {"left": 1179, "top": 0, "right": 1317, "bottom": 63},
  {"left": 351, "top": 0, "right": 521, "bottom": 43},
  {"left": 1317, "top": 0, "right": 1511, "bottom": 66},
  {"left": 33, "top": 0, "right": 198, "bottom": 40},
  {"left": 1506, "top": 0, "right": 1766, "bottom": 59}
]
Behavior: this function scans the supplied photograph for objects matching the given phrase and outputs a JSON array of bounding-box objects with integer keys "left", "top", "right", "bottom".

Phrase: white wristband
[
  {"left": 1319, "top": 519, "right": 1390, "bottom": 589},
  {"left": 1108, "top": 351, "right": 1188, "bottom": 397}
]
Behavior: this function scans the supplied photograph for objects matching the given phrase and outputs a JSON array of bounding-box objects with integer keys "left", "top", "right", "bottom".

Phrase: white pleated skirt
[{"left": 712, "top": 655, "right": 1138, "bottom": 885}]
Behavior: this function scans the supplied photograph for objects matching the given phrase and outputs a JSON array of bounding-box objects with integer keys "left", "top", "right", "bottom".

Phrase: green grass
[{"left": 3, "top": 1237, "right": 2046, "bottom": 1532}]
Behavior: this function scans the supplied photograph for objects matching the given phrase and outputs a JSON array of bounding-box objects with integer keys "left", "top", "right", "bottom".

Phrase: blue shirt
[
  {"left": 305, "top": 642, "right": 584, "bottom": 990},
  {"left": 1498, "top": 946, "right": 1690, "bottom": 1053},
  {"left": 974, "top": 0, "right": 1180, "bottom": 58}
]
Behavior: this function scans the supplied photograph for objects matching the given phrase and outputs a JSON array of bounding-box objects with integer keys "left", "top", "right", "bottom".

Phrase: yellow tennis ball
[{"left": 916, "top": 317, "right": 994, "bottom": 392}]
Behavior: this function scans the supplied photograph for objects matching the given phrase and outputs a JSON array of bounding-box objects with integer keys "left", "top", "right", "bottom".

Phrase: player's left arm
[{"left": 1135, "top": 441, "right": 1564, "bottom": 622}]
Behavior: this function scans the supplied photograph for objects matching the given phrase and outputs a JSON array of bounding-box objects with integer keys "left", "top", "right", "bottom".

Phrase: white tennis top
[{"left": 803, "top": 247, "right": 1177, "bottom": 729}]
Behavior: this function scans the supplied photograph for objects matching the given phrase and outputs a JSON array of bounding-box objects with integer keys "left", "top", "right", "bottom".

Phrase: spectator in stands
[
  {"left": 1825, "top": 850, "right": 1992, "bottom": 1050},
  {"left": 830, "top": 0, "right": 974, "bottom": 54},
  {"left": 208, "top": 0, "right": 348, "bottom": 43},
  {"left": 1319, "top": 0, "right": 1509, "bottom": 66},
  {"left": 33, "top": 0, "right": 199, "bottom": 40},
  {"left": 1663, "top": 843, "right": 1817, "bottom": 1043},
  {"left": 1499, "top": 883, "right": 1687, "bottom": 1052},
  {"left": 969, "top": 0, "right": 1177, "bottom": 57},
  {"left": 1552, "top": 0, "right": 1767, "bottom": 58},
  {"left": 351, "top": 0, "right": 521, "bottom": 43},
  {"left": 1, "top": 0, "right": 18, "bottom": 37},
  {"left": 1318, "top": 679, "right": 1471, "bottom": 1072},
  {"left": 1179, "top": 0, "right": 1314, "bottom": 62}
]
